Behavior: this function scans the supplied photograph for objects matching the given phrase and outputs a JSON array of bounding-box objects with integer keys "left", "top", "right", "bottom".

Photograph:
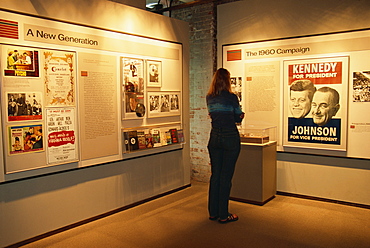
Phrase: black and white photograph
[
  {"left": 149, "top": 94, "right": 160, "bottom": 112},
  {"left": 147, "top": 60, "right": 162, "bottom": 87},
  {"left": 7, "top": 92, "right": 42, "bottom": 122},
  {"left": 231, "top": 77, "right": 242, "bottom": 102},
  {"left": 160, "top": 94, "right": 170, "bottom": 112},
  {"left": 170, "top": 94, "right": 180, "bottom": 111},
  {"left": 353, "top": 71, "right": 370, "bottom": 102}
]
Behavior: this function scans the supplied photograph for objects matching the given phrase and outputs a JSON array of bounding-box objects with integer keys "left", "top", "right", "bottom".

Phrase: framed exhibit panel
[
  {"left": 1, "top": 44, "right": 80, "bottom": 174},
  {"left": 120, "top": 40, "right": 183, "bottom": 159},
  {"left": 222, "top": 29, "right": 370, "bottom": 159},
  {"left": 0, "top": 8, "right": 184, "bottom": 181},
  {"left": 121, "top": 57, "right": 145, "bottom": 119}
]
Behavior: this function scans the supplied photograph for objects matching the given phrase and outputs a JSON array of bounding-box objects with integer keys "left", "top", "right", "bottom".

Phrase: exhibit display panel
[
  {"left": 0, "top": 9, "right": 184, "bottom": 181},
  {"left": 223, "top": 29, "right": 370, "bottom": 159}
]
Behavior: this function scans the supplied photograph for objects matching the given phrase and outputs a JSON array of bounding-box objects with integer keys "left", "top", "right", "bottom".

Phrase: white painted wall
[
  {"left": 111, "top": 0, "right": 146, "bottom": 9},
  {"left": 0, "top": 1, "right": 189, "bottom": 247},
  {"left": 218, "top": 0, "right": 370, "bottom": 206}
]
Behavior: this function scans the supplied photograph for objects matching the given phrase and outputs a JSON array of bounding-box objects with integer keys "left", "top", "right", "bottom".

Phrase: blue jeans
[{"left": 207, "top": 127, "right": 241, "bottom": 219}]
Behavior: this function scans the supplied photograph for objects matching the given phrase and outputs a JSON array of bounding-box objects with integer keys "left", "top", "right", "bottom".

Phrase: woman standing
[{"left": 206, "top": 68, "right": 244, "bottom": 223}]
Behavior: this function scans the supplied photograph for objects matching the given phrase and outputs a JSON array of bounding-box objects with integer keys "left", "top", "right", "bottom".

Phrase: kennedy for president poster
[{"left": 283, "top": 56, "right": 348, "bottom": 151}]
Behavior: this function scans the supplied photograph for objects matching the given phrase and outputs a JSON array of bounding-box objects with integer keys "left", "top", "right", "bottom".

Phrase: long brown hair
[{"left": 207, "top": 68, "right": 232, "bottom": 96}]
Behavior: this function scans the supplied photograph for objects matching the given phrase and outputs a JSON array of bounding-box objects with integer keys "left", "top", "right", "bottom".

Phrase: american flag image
[{"left": 0, "top": 19, "right": 19, "bottom": 39}]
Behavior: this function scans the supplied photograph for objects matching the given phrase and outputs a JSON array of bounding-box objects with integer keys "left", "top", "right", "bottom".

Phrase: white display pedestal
[{"left": 230, "top": 141, "right": 277, "bottom": 205}]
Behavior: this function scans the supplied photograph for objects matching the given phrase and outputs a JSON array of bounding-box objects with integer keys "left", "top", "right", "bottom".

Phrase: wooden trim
[
  {"left": 277, "top": 191, "right": 370, "bottom": 210},
  {"left": 230, "top": 196, "right": 275, "bottom": 206}
]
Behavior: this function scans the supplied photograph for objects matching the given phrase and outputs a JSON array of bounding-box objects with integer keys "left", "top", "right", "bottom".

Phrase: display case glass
[{"left": 239, "top": 125, "right": 276, "bottom": 144}]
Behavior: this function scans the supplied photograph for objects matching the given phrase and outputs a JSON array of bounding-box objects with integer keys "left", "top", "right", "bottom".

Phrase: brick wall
[{"left": 171, "top": 0, "right": 240, "bottom": 182}]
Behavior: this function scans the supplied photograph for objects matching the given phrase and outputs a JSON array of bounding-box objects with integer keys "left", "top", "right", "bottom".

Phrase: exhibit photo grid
[
  {"left": 147, "top": 60, "right": 162, "bottom": 87},
  {"left": 147, "top": 91, "right": 181, "bottom": 118}
]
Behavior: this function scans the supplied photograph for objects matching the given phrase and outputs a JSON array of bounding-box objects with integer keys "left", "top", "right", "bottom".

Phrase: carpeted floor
[{"left": 22, "top": 181, "right": 370, "bottom": 248}]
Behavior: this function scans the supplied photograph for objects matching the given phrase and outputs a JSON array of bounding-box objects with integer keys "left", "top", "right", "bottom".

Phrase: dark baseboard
[
  {"left": 276, "top": 191, "right": 370, "bottom": 210},
  {"left": 5, "top": 184, "right": 191, "bottom": 248},
  {"left": 230, "top": 195, "right": 275, "bottom": 206}
]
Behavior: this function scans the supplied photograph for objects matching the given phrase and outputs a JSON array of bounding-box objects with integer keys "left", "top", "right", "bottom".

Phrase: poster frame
[
  {"left": 45, "top": 107, "right": 79, "bottom": 165},
  {"left": 147, "top": 60, "right": 162, "bottom": 87},
  {"left": 44, "top": 50, "right": 76, "bottom": 107},
  {"left": 282, "top": 56, "right": 349, "bottom": 151},
  {"left": 3, "top": 45, "right": 40, "bottom": 77},
  {"left": 6, "top": 91, "right": 43, "bottom": 122},
  {"left": 7, "top": 123, "right": 44, "bottom": 156},
  {"left": 121, "top": 57, "right": 146, "bottom": 119}
]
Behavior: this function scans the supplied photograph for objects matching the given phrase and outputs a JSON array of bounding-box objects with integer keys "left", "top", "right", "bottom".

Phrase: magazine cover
[
  {"left": 8, "top": 124, "right": 43, "bottom": 155},
  {"left": 4, "top": 46, "right": 39, "bottom": 77},
  {"left": 152, "top": 129, "right": 162, "bottom": 147}
]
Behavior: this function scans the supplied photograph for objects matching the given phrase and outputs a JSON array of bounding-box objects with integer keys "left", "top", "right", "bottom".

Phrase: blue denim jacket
[{"left": 206, "top": 91, "right": 243, "bottom": 129}]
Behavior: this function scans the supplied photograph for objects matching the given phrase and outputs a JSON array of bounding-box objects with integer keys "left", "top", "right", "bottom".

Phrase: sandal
[
  {"left": 209, "top": 216, "right": 219, "bottom": 221},
  {"left": 218, "top": 213, "right": 238, "bottom": 224}
]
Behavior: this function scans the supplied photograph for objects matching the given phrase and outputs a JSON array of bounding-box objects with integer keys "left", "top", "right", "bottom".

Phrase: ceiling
[{"left": 146, "top": 0, "right": 195, "bottom": 8}]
